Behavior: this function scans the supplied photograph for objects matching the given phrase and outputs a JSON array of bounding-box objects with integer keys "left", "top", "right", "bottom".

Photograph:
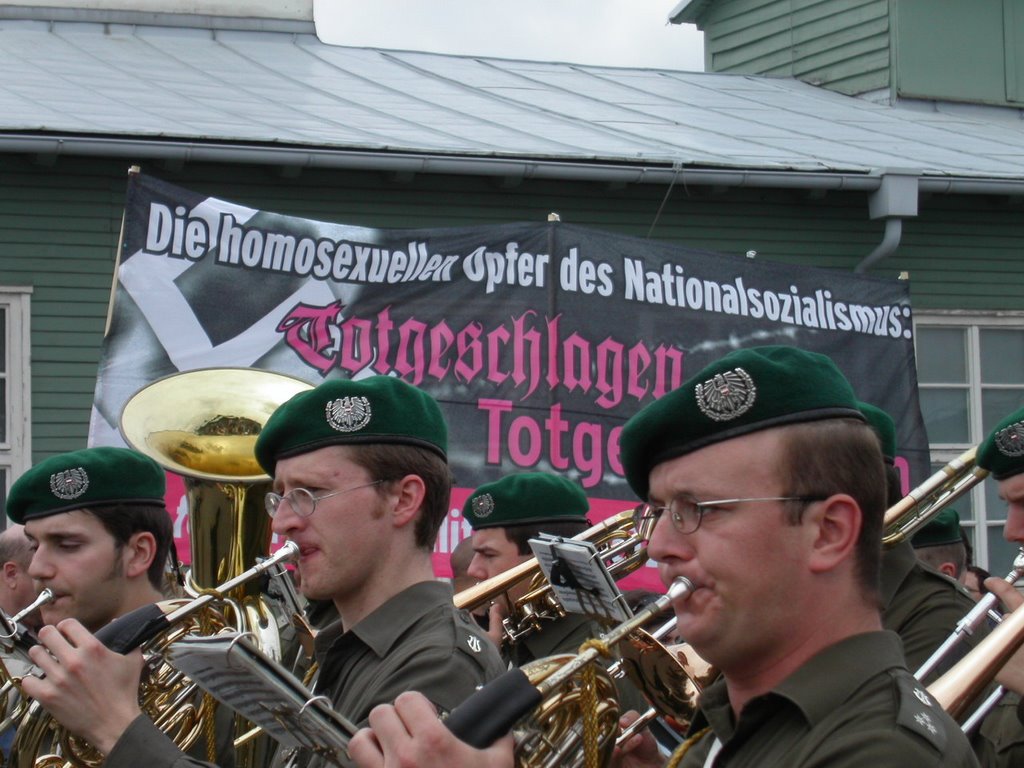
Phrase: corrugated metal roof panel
[{"left": 1, "top": 18, "right": 1023, "bottom": 179}]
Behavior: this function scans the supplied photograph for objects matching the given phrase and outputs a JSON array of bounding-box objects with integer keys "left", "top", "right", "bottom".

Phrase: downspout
[{"left": 855, "top": 170, "right": 920, "bottom": 273}]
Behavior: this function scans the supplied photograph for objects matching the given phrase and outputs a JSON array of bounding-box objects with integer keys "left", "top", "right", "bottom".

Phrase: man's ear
[
  {"left": 805, "top": 494, "right": 862, "bottom": 574},
  {"left": 2, "top": 561, "right": 18, "bottom": 588},
  {"left": 123, "top": 531, "right": 158, "bottom": 579},
  {"left": 390, "top": 475, "right": 427, "bottom": 530}
]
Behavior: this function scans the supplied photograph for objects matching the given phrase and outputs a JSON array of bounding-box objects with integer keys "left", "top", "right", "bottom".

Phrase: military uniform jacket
[
  {"left": 677, "top": 631, "right": 979, "bottom": 768},
  {"left": 880, "top": 540, "right": 982, "bottom": 675},
  {"left": 972, "top": 691, "right": 1024, "bottom": 768},
  {"left": 104, "top": 580, "right": 505, "bottom": 768}
]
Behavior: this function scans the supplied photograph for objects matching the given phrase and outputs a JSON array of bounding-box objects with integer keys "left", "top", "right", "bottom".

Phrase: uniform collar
[
  {"left": 314, "top": 580, "right": 454, "bottom": 659},
  {"left": 698, "top": 631, "right": 907, "bottom": 738}
]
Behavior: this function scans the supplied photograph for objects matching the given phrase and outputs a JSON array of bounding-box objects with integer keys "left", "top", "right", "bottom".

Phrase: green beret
[
  {"left": 911, "top": 507, "right": 963, "bottom": 548},
  {"left": 7, "top": 446, "right": 166, "bottom": 525},
  {"left": 978, "top": 405, "right": 1024, "bottom": 480},
  {"left": 254, "top": 376, "right": 447, "bottom": 475},
  {"left": 620, "top": 346, "right": 863, "bottom": 500},
  {"left": 463, "top": 472, "right": 590, "bottom": 530},
  {"left": 858, "top": 401, "right": 897, "bottom": 463}
]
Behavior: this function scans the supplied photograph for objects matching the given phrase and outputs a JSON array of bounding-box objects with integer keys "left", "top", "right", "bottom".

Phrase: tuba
[{"left": 5, "top": 367, "right": 313, "bottom": 768}]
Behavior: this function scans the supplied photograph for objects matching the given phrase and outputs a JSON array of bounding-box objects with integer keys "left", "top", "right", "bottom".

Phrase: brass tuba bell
[{"left": 120, "top": 366, "right": 313, "bottom": 602}]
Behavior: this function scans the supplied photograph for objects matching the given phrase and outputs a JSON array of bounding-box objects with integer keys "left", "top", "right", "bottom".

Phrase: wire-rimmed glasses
[{"left": 265, "top": 480, "right": 383, "bottom": 519}]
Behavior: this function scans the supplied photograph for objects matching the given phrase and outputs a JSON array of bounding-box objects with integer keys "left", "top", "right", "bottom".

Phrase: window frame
[
  {"left": 1, "top": 287, "right": 32, "bottom": 511},
  {"left": 914, "top": 311, "right": 1024, "bottom": 569}
]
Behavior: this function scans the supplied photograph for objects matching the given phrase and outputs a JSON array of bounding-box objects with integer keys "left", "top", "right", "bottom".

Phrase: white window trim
[
  {"left": 914, "top": 310, "right": 1024, "bottom": 569},
  {"left": 1, "top": 287, "right": 32, "bottom": 496}
]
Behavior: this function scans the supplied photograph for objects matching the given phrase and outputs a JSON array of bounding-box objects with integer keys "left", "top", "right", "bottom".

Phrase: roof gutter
[{"left": 5, "top": 134, "right": 1024, "bottom": 197}]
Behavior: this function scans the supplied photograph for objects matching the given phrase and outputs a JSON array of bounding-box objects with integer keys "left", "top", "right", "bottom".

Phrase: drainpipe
[{"left": 855, "top": 170, "right": 920, "bottom": 273}]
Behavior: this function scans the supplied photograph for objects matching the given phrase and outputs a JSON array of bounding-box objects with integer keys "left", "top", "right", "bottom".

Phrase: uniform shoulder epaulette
[{"left": 893, "top": 672, "right": 948, "bottom": 752}]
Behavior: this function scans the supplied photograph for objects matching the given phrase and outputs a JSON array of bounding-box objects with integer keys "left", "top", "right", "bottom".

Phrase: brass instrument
[
  {"left": 0, "top": 590, "right": 56, "bottom": 738},
  {"left": 882, "top": 446, "right": 989, "bottom": 546},
  {"left": 6, "top": 545, "right": 298, "bottom": 768},
  {"left": 454, "top": 508, "right": 655, "bottom": 646},
  {"left": 4, "top": 367, "right": 313, "bottom": 768},
  {"left": 928, "top": 587, "right": 1024, "bottom": 722},
  {"left": 0, "top": 589, "right": 54, "bottom": 640},
  {"left": 445, "top": 577, "right": 694, "bottom": 768},
  {"left": 916, "top": 547, "right": 1024, "bottom": 682}
]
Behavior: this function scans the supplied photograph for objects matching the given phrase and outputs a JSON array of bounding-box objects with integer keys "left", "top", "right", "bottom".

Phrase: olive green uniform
[
  {"left": 103, "top": 581, "right": 505, "bottom": 768},
  {"left": 880, "top": 540, "right": 982, "bottom": 676},
  {"left": 972, "top": 692, "right": 1024, "bottom": 768},
  {"left": 676, "top": 631, "right": 979, "bottom": 768}
]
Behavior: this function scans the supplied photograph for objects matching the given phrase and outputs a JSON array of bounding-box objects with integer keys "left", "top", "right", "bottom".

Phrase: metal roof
[{"left": 1, "top": 14, "right": 1023, "bottom": 188}]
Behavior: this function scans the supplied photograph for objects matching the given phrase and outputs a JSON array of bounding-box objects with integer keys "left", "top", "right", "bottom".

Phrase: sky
[{"left": 313, "top": 0, "right": 706, "bottom": 72}]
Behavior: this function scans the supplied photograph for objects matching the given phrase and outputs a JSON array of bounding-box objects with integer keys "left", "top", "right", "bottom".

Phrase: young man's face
[
  {"left": 25, "top": 510, "right": 131, "bottom": 632},
  {"left": 1000, "top": 473, "right": 1024, "bottom": 545},
  {"left": 468, "top": 528, "right": 531, "bottom": 607},
  {"left": 269, "top": 445, "right": 394, "bottom": 606}
]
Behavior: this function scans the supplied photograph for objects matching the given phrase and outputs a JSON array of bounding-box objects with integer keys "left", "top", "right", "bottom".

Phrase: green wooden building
[{"left": 1, "top": 0, "right": 1022, "bottom": 565}]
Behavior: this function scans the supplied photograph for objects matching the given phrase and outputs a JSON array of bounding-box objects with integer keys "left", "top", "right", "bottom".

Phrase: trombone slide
[
  {"left": 915, "top": 548, "right": 1024, "bottom": 681},
  {"left": 928, "top": 591, "right": 1024, "bottom": 721}
]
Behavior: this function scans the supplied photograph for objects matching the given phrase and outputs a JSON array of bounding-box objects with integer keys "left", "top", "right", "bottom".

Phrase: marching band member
[
  {"left": 21, "top": 376, "right": 505, "bottom": 768},
  {"left": 462, "top": 471, "right": 648, "bottom": 713},
  {"left": 350, "top": 346, "right": 978, "bottom": 768},
  {"left": 972, "top": 404, "right": 1024, "bottom": 759}
]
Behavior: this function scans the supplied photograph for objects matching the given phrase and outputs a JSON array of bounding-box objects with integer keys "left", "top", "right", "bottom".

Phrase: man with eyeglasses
[
  {"left": 20, "top": 376, "right": 505, "bottom": 768},
  {"left": 348, "top": 346, "right": 978, "bottom": 768}
]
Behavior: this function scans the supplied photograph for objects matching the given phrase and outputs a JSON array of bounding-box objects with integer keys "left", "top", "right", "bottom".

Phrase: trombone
[{"left": 882, "top": 446, "right": 989, "bottom": 546}]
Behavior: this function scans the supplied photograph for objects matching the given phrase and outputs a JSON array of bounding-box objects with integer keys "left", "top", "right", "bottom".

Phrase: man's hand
[
  {"left": 20, "top": 618, "right": 145, "bottom": 754},
  {"left": 611, "top": 710, "right": 665, "bottom": 768},
  {"left": 484, "top": 600, "right": 509, "bottom": 650},
  {"left": 348, "top": 691, "right": 515, "bottom": 768},
  {"left": 985, "top": 576, "right": 1024, "bottom": 695}
]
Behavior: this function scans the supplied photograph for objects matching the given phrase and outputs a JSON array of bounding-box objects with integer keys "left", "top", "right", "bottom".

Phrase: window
[
  {"left": 914, "top": 314, "right": 1024, "bottom": 570},
  {"left": 0, "top": 288, "right": 31, "bottom": 520}
]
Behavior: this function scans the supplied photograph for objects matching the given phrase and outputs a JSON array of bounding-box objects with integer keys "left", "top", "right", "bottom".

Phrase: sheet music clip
[
  {"left": 166, "top": 631, "right": 357, "bottom": 766},
  {"left": 528, "top": 534, "right": 631, "bottom": 624}
]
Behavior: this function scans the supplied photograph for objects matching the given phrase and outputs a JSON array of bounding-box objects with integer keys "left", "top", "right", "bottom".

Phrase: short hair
[
  {"left": 778, "top": 418, "right": 886, "bottom": 603},
  {"left": 916, "top": 541, "right": 968, "bottom": 580},
  {"left": 967, "top": 565, "right": 992, "bottom": 596},
  {"left": 0, "top": 526, "right": 32, "bottom": 569},
  {"left": 346, "top": 443, "right": 453, "bottom": 550},
  {"left": 502, "top": 519, "right": 590, "bottom": 556},
  {"left": 88, "top": 502, "right": 174, "bottom": 589}
]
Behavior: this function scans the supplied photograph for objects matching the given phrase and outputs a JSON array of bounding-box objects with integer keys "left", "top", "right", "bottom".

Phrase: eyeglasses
[
  {"left": 265, "top": 480, "right": 383, "bottom": 519},
  {"left": 633, "top": 494, "right": 826, "bottom": 537}
]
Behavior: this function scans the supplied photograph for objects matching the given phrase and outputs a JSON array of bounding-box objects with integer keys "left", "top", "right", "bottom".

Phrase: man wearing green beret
[
  {"left": 349, "top": 346, "right": 978, "bottom": 768},
  {"left": 3, "top": 447, "right": 242, "bottom": 763},
  {"left": 22, "top": 376, "right": 505, "bottom": 768},
  {"left": 462, "top": 471, "right": 593, "bottom": 663},
  {"left": 7, "top": 446, "right": 174, "bottom": 632},
  {"left": 912, "top": 507, "right": 969, "bottom": 581},
  {"left": 968, "top": 404, "right": 1024, "bottom": 761},
  {"left": 461, "top": 471, "right": 652, "bottom": 719}
]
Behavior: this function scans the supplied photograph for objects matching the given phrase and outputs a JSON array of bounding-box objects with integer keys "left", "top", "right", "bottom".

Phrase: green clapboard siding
[
  {"left": 0, "top": 155, "right": 1021, "bottom": 459},
  {"left": 700, "top": 0, "right": 890, "bottom": 94}
]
